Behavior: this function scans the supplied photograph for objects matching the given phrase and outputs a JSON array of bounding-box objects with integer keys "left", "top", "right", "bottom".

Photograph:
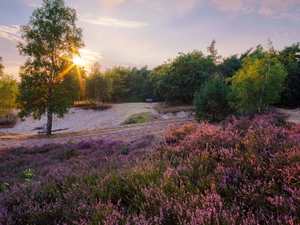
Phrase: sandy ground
[
  {"left": 275, "top": 107, "right": 300, "bottom": 124},
  {"left": 0, "top": 103, "right": 160, "bottom": 135}
]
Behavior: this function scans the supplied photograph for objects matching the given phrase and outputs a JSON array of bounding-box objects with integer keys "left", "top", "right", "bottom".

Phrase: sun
[{"left": 73, "top": 56, "right": 84, "bottom": 66}]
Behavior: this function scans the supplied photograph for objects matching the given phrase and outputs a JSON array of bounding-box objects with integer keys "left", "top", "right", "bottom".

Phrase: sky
[{"left": 0, "top": 0, "right": 300, "bottom": 80}]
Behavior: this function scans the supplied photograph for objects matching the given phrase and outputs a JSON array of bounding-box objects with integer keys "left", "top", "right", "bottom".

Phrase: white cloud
[
  {"left": 211, "top": 0, "right": 244, "bottom": 12},
  {"left": 241, "top": 6, "right": 255, "bottom": 14},
  {"left": 274, "top": 26, "right": 298, "bottom": 37},
  {"left": 78, "top": 16, "right": 149, "bottom": 28},
  {"left": 258, "top": 7, "right": 275, "bottom": 16},
  {"left": 0, "top": 25, "right": 23, "bottom": 42},
  {"left": 28, "top": 3, "right": 38, "bottom": 7}
]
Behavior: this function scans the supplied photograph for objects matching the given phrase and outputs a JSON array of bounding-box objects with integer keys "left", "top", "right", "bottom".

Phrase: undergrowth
[{"left": 0, "top": 113, "right": 300, "bottom": 224}]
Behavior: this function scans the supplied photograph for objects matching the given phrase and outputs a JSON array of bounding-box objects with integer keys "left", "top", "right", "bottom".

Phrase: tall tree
[
  {"left": 207, "top": 39, "right": 222, "bottom": 64},
  {"left": 17, "top": 0, "right": 84, "bottom": 135},
  {"left": 194, "top": 73, "right": 230, "bottom": 121},
  {"left": 227, "top": 51, "right": 287, "bottom": 114},
  {"left": 149, "top": 50, "right": 215, "bottom": 103},
  {"left": 86, "top": 62, "right": 112, "bottom": 104},
  {"left": 0, "top": 57, "right": 3, "bottom": 77},
  {"left": 0, "top": 58, "right": 19, "bottom": 120},
  {"left": 277, "top": 42, "right": 300, "bottom": 108}
]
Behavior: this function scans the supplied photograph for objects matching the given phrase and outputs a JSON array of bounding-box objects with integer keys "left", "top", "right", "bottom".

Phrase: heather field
[{"left": 1, "top": 113, "right": 300, "bottom": 224}]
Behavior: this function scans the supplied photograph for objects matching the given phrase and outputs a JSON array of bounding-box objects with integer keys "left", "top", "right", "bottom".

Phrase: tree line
[{"left": 1, "top": 0, "right": 300, "bottom": 134}]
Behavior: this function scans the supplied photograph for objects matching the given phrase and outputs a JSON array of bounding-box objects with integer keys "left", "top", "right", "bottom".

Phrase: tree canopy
[
  {"left": 149, "top": 50, "right": 215, "bottom": 103},
  {"left": 86, "top": 62, "right": 112, "bottom": 104},
  {"left": 277, "top": 42, "right": 300, "bottom": 108},
  {"left": 17, "top": 0, "right": 84, "bottom": 135},
  {"left": 194, "top": 73, "right": 230, "bottom": 121},
  {"left": 227, "top": 51, "right": 287, "bottom": 114}
]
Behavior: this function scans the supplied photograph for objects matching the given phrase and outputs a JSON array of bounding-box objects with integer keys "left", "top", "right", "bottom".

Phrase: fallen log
[{"left": 38, "top": 128, "right": 69, "bottom": 134}]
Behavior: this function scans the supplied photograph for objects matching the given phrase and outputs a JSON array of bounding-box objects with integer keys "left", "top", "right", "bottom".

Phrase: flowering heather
[{"left": 1, "top": 113, "right": 300, "bottom": 224}]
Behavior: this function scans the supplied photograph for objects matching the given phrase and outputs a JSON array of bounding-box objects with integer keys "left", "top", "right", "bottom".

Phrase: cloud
[
  {"left": 258, "top": 7, "right": 275, "bottom": 16},
  {"left": 0, "top": 25, "right": 22, "bottom": 42},
  {"left": 176, "top": 0, "right": 199, "bottom": 17},
  {"left": 211, "top": 0, "right": 244, "bottom": 12},
  {"left": 241, "top": 6, "right": 255, "bottom": 14},
  {"left": 79, "top": 48, "right": 103, "bottom": 61},
  {"left": 78, "top": 16, "right": 149, "bottom": 28},
  {"left": 274, "top": 26, "right": 298, "bottom": 37},
  {"left": 125, "top": 53, "right": 135, "bottom": 56},
  {"left": 28, "top": 3, "right": 38, "bottom": 7}
]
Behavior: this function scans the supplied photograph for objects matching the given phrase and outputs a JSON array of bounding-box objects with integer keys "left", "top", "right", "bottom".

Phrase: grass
[
  {"left": 0, "top": 128, "right": 119, "bottom": 139},
  {"left": 154, "top": 102, "right": 196, "bottom": 114},
  {"left": 122, "top": 112, "right": 159, "bottom": 125},
  {"left": 1, "top": 113, "right": 300, "bottom": 224}
]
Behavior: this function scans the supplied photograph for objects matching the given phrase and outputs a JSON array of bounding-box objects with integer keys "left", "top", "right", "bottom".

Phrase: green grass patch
[{"left": 122, "top": 112, "right": 159, "bottom": 125}]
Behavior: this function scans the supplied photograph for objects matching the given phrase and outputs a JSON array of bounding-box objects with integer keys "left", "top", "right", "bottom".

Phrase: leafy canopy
[
  {"left": 86, "top": 62, "right": 112, "bottom": 103},
  {"left": 194, "top": 73, "right": 230, "bottom": 121},
  {"left": 149, "top": 50, "right": 215, "bottom": 103},
  {"left": 17, "top": 0, "right": 84, "bottom": 134},
  {"left": 227, "top": 51, "right": 287, "bottom": 114}
]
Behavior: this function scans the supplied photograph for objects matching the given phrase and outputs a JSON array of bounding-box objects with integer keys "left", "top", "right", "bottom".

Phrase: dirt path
[{"left": 0, "top": 118, "right": 195, "bottom": 148}]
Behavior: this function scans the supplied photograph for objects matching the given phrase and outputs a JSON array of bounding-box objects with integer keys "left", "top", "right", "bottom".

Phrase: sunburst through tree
[{"left": 17, "top": 0, "right": 84, "bottom": 135}]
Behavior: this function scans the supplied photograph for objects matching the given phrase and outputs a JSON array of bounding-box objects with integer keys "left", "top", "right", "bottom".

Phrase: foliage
[
  {"left": 0, "top": 74, "right": 19, "bottom": 120},
  {"left": 86, "top": 62, "right": 112, "bottom": 104},
  {"left": 207, "top": 39, "right": 222, "bottom": 64},
  {"left": 0, "top": 56, "right": 3, "bottom": 77},
  {"left": 23, "top": 168, "right": 36, "bottom": 182},
  {"left": 194, "top": 73, "right": 230, "bottom": 121},
  {"left": 104, "top": 66, "right": 131, "bottom": 103},
  {"left": 0, "top": 114, "right": 300, "bottom": 224},
  {"left": 122, "top": 112, "right": 157, "bottom": 124},
  {"left": 17, "top": 0, "right": 84, "bottom": 135},
  {"left": 218, "top": 54, "right": 242, "bottom": 78},
  {"left": 123, "top": 66, "right": 154, "bottom": 102},
  {"left": 149, "top": 50, "right": 215, "bottom": 103},
  {"left": 227, "top": 51, "right": 287, "bottom": 114},
  {"left": 277, "top": 42, "right": 300, "bottom": 108}
]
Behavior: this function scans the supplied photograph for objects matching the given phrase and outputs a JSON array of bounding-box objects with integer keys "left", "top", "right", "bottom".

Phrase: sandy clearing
[
  {"left": 0, "top": 103, "right": 159, "bottom": 135},
  {"left": 275, "top": 107, "right": 300, "bottom": 124}
]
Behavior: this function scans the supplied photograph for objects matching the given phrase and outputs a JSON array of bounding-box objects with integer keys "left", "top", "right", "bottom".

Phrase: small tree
[
  {"left": 17, "top": 0, "right": 84, "bottom": 135},
  {"left": 194, "top": 73, "right": 229, "bottom": 121},
  {"left": 86, "top": 63, "right": 112, "bottom": 104},
  {"left": 227, "top": 51, "right": 287, "bottom": 114},
  {"left": 0, "top": 73, "right": 19, "bottom": 121}
]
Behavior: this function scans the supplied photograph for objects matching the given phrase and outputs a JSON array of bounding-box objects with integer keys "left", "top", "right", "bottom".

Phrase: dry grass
[
  {"left": 154, "top": 103, "right": 196, "bottom": 114},
  {"left": 0, "top": 113, "right": 18, "bottom": 129},
  {"left": 0, "top": 128, "right": 119, "bottom": 140}
]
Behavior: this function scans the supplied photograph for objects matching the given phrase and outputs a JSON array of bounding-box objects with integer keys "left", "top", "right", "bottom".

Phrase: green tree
[
  {"left": 227, "top": 51, "right": 287, "bottom": 114},
  {"left": 0, "top": 57, "right": 3, "bottom": 77},
  {"left": 277, "top": 42, "right": 300, "bottom": 108},
  {"left": 104, "top": 66, "right": 131, "bottom": 103},
  {"left": 194, "top": 73, "right": 229, "bottom": 121},
  {"left": 207, "top": 39, "right": 222, "bottom": 64},
  {"left": 150, "top": 50, "right": 215, "bottom": 103},
  {"left": 218, "top": 55, "right": 242, "bottom": 79},
  {"left": 86, "top": 62, "right": 112, "bottom": 104},
  {"left": 0, "top": 74, "right": 19, "bottom": 121},
  {"left": 17, "top": 0, "right": 84, "bottom": 135}
]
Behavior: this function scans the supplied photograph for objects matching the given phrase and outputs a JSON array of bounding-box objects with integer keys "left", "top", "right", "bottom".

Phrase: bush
[
  {"left": 1, "top": 114, "right": 300, "bottom": 224},
  {"left": 194, "top": 73, "right": 230, "bottom": 121}
]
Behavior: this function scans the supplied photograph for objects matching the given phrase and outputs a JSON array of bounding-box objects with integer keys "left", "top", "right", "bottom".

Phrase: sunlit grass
[
  {"left": 0, "top": 128, "right": 119, "bottom": 139},
  {"left": 122, "top": 112, "right": 160, "bottom": 125}
]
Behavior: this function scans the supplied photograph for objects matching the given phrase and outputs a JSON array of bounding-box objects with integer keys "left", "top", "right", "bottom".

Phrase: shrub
[
  {"left": 194, "top": 73, "right": 230, "bottom": 121},
  {"left": 1, "top": 113, "right": 300, "bottom": 224}
]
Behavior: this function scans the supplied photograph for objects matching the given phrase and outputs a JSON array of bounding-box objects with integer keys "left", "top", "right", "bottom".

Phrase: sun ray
[
  {"left": 76, "top": 65, "right": 84, "bottom": 94},
  {"left": 55, "top": 63, "right": 76, "bottom": 84}
]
